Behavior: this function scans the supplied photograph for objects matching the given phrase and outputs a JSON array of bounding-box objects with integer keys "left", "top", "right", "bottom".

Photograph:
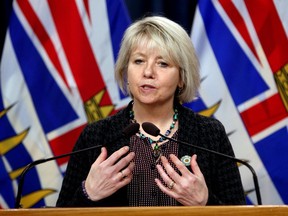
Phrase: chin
[{"left": 134, "top": 97, "right": 157, "bottom": 105}]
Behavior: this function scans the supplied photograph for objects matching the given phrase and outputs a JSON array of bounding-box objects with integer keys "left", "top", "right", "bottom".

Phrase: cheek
[
  {"left": 127, "top": 65, "right": 136, "bottom": 80},
  {"left": 127, "top": 74, "right": 135, "bottom": 85},
  {"left": 126, "top": 68, "right": 133, "bottom": 83},
  {"left": 167, "top": 74, "right": 181, "bottom": 88},
  {"left": 127, "top": 69, "right": 141, "bottom": 84}
]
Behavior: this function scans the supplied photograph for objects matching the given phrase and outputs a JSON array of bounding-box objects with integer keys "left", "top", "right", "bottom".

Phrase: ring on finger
[
  {"left": 120, "top": 170, "right": 126, "bottom": 178},
  {"left": 168, "top": 180, "right": 175, "bottom": 189}
]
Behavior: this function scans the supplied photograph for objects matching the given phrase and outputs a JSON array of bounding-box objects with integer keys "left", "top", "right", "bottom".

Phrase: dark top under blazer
[{"left": 56, "top": 101, "right": 246, "bottom": 207}]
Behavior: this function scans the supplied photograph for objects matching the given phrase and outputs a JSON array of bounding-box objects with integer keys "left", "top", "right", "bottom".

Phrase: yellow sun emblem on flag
[
  {"left": 84, "top": 89, "right": 115, "bottom": 123},
  {"left": 0, "top": 105, "right": 55, "bottom": 208},
  {"left": 275, "top": 63, "right": 288, "bottom": 112},
  {"left": 0, "top": 91, "right": 254, "bottom": 208}
]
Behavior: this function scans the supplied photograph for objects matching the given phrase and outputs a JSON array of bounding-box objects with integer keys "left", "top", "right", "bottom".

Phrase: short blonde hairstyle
[{"left": 115, "top": 16, "right": 200, "bottom": 103}]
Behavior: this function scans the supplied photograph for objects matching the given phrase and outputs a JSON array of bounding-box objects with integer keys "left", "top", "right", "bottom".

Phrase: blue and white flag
[
  {"left": 190, "top": 0, "right": 288, "bottom": 204},
  {"left": 0, "top": 0, "right": 130, "bottom": 208}
]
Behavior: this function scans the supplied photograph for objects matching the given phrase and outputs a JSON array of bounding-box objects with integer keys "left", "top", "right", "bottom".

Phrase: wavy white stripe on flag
[
  {"left": 1, "top": 1, "right": 75, "bottom": 207},
  {"left": 0, "top": 0, "right": 130, "bottom": 208},
  {"left": 18, "top": 1, "right": 87, "bottom": 142},
  {"left": 190, "top": 0, "right": 287, "bottom": 204},
  {"left": 86, "top": 0, "right": 131, "bottom": 109},
  {"left": 29, "top": 0, "right": 86, "bottom": 118},
  {"left": 274, "top": 0, "right": 288, "bottom": 36}
]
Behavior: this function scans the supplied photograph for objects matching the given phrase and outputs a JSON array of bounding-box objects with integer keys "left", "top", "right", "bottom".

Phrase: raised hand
[
  {"left": 84, "top": 146, "right": 135, "bottom": 201},
  {"left": 155, "top": 154, "right": 208, "bottom": 206}
]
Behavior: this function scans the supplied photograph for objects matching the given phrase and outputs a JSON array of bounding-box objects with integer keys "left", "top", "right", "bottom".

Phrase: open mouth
[{"left": 141, "top": 84, "right": 155, "bottom": 90}]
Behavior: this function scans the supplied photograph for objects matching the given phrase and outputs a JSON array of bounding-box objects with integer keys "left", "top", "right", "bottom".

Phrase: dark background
[
  {"left": 0, "top": 0, "right": 197, "bottom": 60},
  {"left": 125, "top": 0, "right": 197, "bottom": 32}
]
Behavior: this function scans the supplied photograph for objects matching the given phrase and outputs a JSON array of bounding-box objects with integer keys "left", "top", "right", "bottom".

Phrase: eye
[
  {"left": 158, "top": 61, "right": 169, "bottom": 67},
  {"left": 134, "top": 59, "right": 144, "bottom": 64}
]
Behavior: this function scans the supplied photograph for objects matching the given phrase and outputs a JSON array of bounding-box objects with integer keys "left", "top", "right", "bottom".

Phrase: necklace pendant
[{"left": 152, "top": 143, "right": 161, "bottom": 158}]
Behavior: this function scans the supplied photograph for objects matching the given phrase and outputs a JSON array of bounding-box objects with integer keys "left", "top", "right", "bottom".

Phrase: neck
[
  {"left": 131, "top": 101, "right": 178, "bottom": 142},
  {"left": 132, "top": 102, "right": 174, "bottom": 126}
]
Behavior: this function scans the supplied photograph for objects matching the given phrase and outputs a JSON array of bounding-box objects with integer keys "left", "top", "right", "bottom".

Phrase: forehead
[
  {"left": 130, "top": 37, "right": 174, "bottom": 61},
  {"left": 131, "top": 44, "right": 160, "bottom": 56}
]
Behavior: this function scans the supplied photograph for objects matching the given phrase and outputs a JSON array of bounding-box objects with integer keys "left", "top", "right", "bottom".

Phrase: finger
[
  {"left": 117, "top": 163, "right": 135, "bottom": 187},
  {"left": 190, "top": 154, "right": 204, "bottom": 178},
  {"left": 117, "top": 172, "right": 133, "bottom": 188},
  {"left": 160, "top": 156, "right": 181, "bottom": 182},
  {"left": 155, "top": 178, "right": 176, "bottom": 195},
  {"left": 104, "top": 146, "right": 131, "bottom": 166},
  {"left": 114, "top": 151, "right": 135, "bottom": 172},
  {"left": 169, "top": 154, "right": 191, "bottom": 176},
  {"left": 156, "top": 161, "right": 175, "bottom": 188},
  {"left": 94, "top": 147, "right": 108, "bottom": 166},
  {"left": 118, "top": 161, "right": 135, "bottom": 180}
]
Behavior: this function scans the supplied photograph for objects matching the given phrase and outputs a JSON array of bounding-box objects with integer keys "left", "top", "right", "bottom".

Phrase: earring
[{"left": 178, "top": 87, "right": 183, "bottom": 95}]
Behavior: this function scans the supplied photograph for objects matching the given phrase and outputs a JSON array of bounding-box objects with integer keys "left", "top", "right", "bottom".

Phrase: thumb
[
  {"left": 94, "top": 147, "right": 108, "bottom": 166},
  {"left": 190, "top": 154, "right": 203, "bottom": 177}
]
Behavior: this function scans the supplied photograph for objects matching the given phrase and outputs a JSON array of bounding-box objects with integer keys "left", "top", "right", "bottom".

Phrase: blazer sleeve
[
  {"left": 56, "top": 124, "right": 101, "bottom": 207},
  {"left": 206, "top": 121, "right": 246, "bottom": 205}
]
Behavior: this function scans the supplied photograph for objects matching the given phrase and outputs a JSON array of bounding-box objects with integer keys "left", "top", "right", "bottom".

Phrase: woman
[{"left": 56, "top": 16, "right": 246, "bottom": 207}]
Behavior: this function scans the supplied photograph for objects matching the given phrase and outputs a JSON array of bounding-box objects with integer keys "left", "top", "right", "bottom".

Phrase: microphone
[
  {"left": 142, "top": 122, "right": 262, "bottom": 205},
  {"left": 15, "top": 122, "right": 140, "bottom": 208}
]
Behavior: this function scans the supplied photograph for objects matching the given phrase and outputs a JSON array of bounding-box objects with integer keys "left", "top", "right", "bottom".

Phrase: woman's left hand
[{"left": 155, "top": 154, "right": 208, "bottom": 206}]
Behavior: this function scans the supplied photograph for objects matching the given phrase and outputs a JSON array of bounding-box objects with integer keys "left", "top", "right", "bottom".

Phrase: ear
[
  {"left": 178, "top": 72, "right": 184, "bottom": 88},
  {"left": 178, "top": 81, "right": 184, "bottom": 89}
]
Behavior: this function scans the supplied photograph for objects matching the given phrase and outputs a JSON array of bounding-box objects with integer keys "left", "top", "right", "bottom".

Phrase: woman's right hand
[{"left": 84, "top": 146, "right": 135, "bottom": 201}]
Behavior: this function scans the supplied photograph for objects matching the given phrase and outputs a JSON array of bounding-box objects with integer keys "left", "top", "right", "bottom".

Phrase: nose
[{"left": 143, "top": 62, "right": 155, "bottom": 78}]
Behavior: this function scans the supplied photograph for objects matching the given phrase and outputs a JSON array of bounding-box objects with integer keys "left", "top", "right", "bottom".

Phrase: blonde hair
[{"left": 115, "top": 16, "right": 200, "bottom": 103}]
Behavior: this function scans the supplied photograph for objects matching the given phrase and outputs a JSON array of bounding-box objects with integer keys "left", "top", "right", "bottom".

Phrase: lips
[
  {"left": 142, "top": 84, "right": 155, "bottom": 88},
  {"left": 139, "top": 84, "right": 157, "bottom": 94},
  {"left": 140, "top": 84, "right": 156, "bottom": 90}
]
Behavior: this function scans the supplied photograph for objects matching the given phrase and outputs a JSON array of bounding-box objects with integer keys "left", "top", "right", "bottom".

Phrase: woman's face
[{"left": 127, "top": 44, "right": 182, "bottom": 107}]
